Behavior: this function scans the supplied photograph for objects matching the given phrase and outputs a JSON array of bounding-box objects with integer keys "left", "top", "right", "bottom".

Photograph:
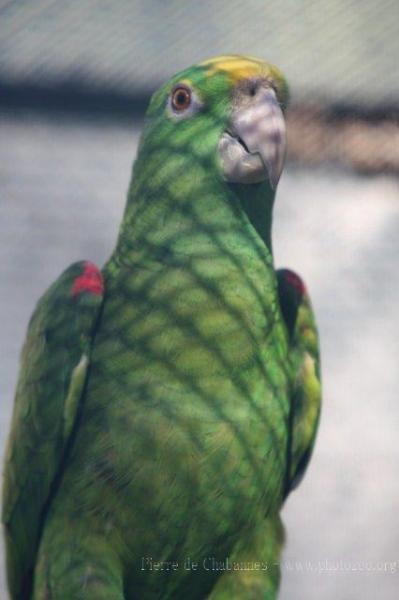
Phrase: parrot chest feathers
[{"left": 72, "top": 261, "right": 290, "bottom": 542}]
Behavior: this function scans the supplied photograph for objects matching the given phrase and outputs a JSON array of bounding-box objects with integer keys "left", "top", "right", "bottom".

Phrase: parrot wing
[
  {"left": 276, "top": 269, "right": 321, "bottom": 497},
  {"left": 2, "top": 261, "right": 104, "bottom": 599}
]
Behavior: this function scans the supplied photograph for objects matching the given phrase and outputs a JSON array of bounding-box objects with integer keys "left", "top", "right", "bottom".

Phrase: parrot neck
[
  {"left": 111, "top": 153, "right": 275, "bottom": 267},
  {"left": 233, "top": 182, "right": 275, "bottom": 253}
]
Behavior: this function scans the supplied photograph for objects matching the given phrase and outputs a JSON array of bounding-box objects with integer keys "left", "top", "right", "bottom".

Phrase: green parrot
[{"left": 2, "top": 55, "right": 321, "bottom": 599}]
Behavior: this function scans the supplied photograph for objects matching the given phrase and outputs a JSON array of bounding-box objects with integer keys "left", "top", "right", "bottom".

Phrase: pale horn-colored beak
[{"left": 218, "top": 86, "right": 286, "bottom": 189}]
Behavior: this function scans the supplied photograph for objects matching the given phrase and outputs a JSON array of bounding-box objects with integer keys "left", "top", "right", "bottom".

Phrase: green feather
[
  {"left": 276, "top": 268, "right": 321, "bottom": 494},
  {"left": 2, "top": 262, "right": 103, "bottom": 599}
]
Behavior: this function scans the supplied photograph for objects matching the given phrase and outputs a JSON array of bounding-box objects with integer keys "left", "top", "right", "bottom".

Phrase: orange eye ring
[{"left": 171, "top": 85, "right": 192, "bottom": 111}]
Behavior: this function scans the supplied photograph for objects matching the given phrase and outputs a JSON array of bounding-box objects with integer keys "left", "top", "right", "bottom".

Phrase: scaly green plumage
[{"left": 3, "top": 56, "right": 321, "bottom": 599}]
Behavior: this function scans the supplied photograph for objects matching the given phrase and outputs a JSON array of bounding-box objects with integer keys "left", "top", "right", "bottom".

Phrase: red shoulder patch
[
  {"left": 72, "top": 262, "right": 104, "bottom": 297},
  {"left": 284, "top": 269, "right": 306, "bottom": 295}
]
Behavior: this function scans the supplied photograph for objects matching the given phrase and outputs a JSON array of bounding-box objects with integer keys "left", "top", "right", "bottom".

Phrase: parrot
[{"left": 2, "top": 55, "right": 321, "bottom": 599}]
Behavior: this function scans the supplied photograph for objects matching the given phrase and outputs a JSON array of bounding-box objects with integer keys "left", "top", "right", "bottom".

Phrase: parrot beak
[{"left": 218, "top": 84, "right": 286, "bottom": 189}]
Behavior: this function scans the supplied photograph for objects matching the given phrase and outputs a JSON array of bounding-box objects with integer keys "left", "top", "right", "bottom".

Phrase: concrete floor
[{"left": 1, "top": 111, "right": 398, "bottom": 599}]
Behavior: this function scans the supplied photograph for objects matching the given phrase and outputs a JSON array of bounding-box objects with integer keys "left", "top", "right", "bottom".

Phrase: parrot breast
[{"left": 58, "top": 246, "right": 290, "bottom": 567}]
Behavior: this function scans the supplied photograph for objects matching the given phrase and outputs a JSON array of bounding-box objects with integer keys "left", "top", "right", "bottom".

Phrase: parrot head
[
  {"left": 119, "top": 56, "right": 289, "bottom": 256},
  {"left": 141, "top": 55, "right": 289, "bottom": 191}
]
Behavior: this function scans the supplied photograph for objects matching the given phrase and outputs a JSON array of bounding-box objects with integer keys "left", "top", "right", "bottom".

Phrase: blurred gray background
[{"left": 1, "top": 1, "right": 398, "bottom": 599}]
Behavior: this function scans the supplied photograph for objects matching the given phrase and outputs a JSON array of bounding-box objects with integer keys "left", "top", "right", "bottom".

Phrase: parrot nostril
[{"left": 249, "top": 84, "right": 257, "bottom": 97}]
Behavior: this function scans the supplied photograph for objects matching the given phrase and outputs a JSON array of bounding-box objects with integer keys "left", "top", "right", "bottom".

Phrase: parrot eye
[
  {"left": 167, "top": 84, "right": 202, "bottom": 120},
  {"left": 171, "top": 85, "right": 192, "bottom": 112}
]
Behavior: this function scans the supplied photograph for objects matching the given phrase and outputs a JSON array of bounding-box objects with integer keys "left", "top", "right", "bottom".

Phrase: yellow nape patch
[{"left": 200, "top": 55, "right": 277, "bottom": 83}]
